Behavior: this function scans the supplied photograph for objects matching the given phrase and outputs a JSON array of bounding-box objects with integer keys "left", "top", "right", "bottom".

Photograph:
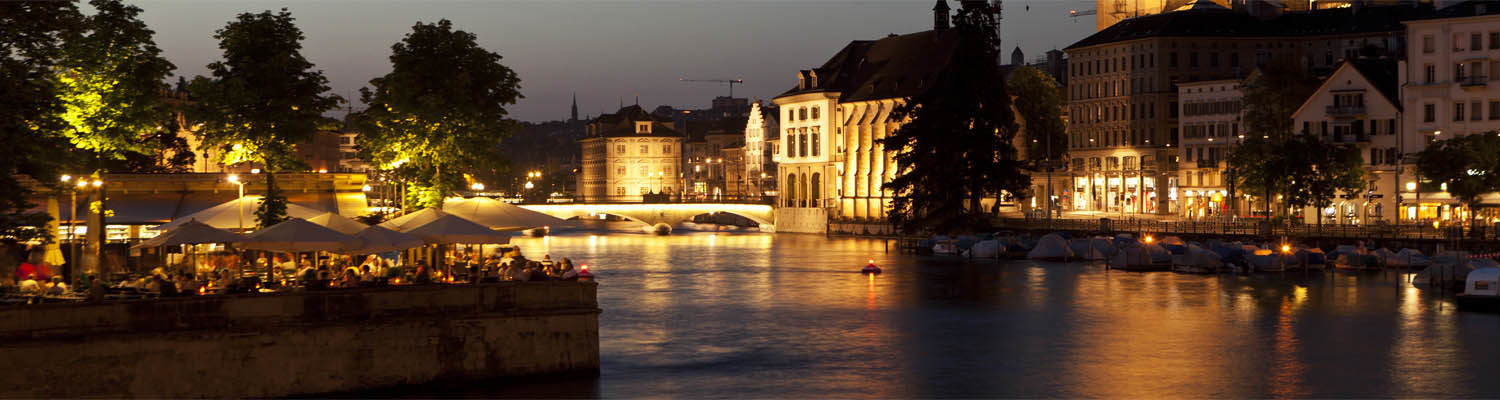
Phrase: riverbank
[{"left": 0, "top": 282, "right": 600, "bottom": 398}]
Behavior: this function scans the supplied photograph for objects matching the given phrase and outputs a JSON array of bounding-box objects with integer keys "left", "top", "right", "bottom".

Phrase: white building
[
  {"left": 1176, "top": 79, "right": 1244, "bottom": 219},
  {"left": 1292, "top": 59, "right": 1402, "bottom": 225},
  {"left": 1400, "top": 1, "right": 1500, "bottom": 222},
  {"left": 773, "top": 6, "right": 964, "bottom": 233},
  {"left": 578, "top": 105, "right": 684, "bottom": 202},
  {"left": 743, "top": 101, "right": 778, "bottom": 197}
]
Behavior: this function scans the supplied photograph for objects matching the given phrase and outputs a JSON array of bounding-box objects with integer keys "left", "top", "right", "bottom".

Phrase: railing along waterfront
[{"left": 993, "top": 217, "right": 1496, "bottom": 241}]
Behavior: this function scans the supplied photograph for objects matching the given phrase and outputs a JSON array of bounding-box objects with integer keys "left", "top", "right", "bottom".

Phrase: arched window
[
  {"left": 799, "top": 174, "right": 809, "bottom": 208},
  {"left": 810, "top": 173, "right": 821, "bottom": 207},
  {"left": 785, "top": 173, "right": 797, "bottom": 207}
]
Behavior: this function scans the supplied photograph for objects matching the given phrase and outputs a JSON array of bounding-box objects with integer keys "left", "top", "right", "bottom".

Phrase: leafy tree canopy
[
  {"left": 1242, "top": 56, "right": 1319, "bottom": 141},
  {"left": 57, "top": 0, "right": 177, "bottom": 164},
  {"left": 357, "top": 19, "right": 522, "bottom": 209},
  {"left": 880, "top": 2, "right": 1024, "bottom": 234},
  {"left": 187, "top": 8, "right": 341, "bottom": 226},
  {"left": 1416, "top": 132, "right": 1500, "bottom": 214},
  {"left": 0, "top": 1, "right": 84, "bottom": 242},
  {"left": 1007, "top": 66, "right": 1067, "bottom": 162}
]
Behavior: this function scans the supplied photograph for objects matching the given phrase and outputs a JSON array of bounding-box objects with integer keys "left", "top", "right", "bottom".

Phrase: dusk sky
[{"left": 132, "top": 0, "right": 1094, "bottom": 122}]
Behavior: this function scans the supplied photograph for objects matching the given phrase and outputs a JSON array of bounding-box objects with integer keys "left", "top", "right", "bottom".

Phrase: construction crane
[{"left": 680, "top": 77, "right": 745, "bottom": 98}]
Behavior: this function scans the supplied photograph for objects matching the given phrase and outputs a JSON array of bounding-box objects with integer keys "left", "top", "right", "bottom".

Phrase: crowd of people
[{"left": 1, "top": 242, "right": 589, "bottom": 304}]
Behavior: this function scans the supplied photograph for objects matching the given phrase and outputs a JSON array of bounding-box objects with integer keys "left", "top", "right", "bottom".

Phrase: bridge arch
[{"left": 518, "top": 203, "right": 775, "bottom": 234}]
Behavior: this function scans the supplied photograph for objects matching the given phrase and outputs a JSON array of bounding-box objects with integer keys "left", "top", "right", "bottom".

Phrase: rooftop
[{"left": 1066, "top": 4, "right": 1424, "bottom": 50}]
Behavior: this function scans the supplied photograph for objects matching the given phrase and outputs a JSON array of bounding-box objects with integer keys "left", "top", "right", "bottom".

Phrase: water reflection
[{"left": 439, "top": 227, "right": 1500, "bottom": 398}]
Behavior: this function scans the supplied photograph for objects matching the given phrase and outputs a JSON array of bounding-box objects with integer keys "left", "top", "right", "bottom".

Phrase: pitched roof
[
  {"left": 777, "top": 29, "right": 963, "bottom": 103},
  {"left": 1066, "top": 4, "right": 1423, "bottom": 50},
  {"left": 1347, "top": 58, "right": 1400, "bottom": 110},
  {"left": 586, "top": 105, "right": 683, "bottom": 138},
  {"left": 1408, "top": 0, "right": 1500, "bottom": 21}
]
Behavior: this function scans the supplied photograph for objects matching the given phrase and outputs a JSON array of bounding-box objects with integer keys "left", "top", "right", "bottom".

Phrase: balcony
[
  {"left": 1325, "top": 105, "right": 1366, "bottom": 117},
  {"left": 1332, "top": 134, "right": 1370, "bottom": 143},
  {"left": 1460, "top": 75, "right": 1488, "bottom": 88},
  {"left": 1195, "top": 159, "right": 1221, "bottom": 169}
]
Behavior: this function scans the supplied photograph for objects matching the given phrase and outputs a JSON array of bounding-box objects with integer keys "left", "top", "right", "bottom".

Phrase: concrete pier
[{"left": 0, "top": 282, "right": 600, "bottom": 398}]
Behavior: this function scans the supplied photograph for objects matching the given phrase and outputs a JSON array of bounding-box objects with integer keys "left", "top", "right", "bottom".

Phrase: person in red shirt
[{"left": 15, "top": 250, "right": 52, "bottom": 283}]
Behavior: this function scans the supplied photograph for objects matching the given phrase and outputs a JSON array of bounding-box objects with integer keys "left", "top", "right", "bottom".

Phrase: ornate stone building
[
  {"left": 577, "top": 105, "right": 684, "bottom": 202},
  {"left": 772, "top": 2, "right": 965, "bottom": 233}
]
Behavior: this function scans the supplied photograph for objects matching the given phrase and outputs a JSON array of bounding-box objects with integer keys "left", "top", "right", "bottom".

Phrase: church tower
[
  {"left": 570, "top": 92, "right": 579, "bottom": 122},
  {"left": 933, "top": 0, "right": 950, "bottom": 30}
]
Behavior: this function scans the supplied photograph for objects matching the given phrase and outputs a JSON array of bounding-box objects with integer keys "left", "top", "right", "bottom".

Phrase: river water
[{"left": 423, "top": 225, "right": 1500, "bottom": 398}]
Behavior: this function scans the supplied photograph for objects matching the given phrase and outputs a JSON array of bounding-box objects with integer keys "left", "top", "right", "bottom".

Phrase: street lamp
[{"left": 227, "top": 174, "right": 245, "bottom": 231}]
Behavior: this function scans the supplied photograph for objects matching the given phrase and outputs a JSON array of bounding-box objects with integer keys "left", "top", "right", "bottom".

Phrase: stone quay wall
[{"left": 0, "top": 282, "right": 600, "bottom": 398}]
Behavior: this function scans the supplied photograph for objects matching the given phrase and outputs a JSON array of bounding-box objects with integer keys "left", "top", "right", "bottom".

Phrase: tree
[
  {"left": 1416, "top": 132, "right": 1500, "bottom": 227},
  {"left": 879, "top": 2, "right": 1025, "bottom": 234},
  {"left": 56, "top": 0, "right": 177, "bottom": 167},
  {"left": 187, "top": 9, "right": 341, "bottom": 227},
  {"left": 1283, "top": 134, "right": 1366, "bottom": 226},
  {"left": 1235, "top": 55, "right": 1320, "bottom": 217},
  {"left": 1242, "top": 56, "right": 1319, "bottom": 142},
  {"left": 0, "top": 2, "right": 83, "bottom": 242},
  {"left": 357, "top": 19, "right": 522, "bottom": 210},
  {"left": 1007, "top": 66, "right": 1067, "bottom": 162}
]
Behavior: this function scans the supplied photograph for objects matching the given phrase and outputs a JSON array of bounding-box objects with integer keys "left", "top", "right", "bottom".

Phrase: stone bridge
[{"left": 518, "top": 203, "right": 775, "bottom": 233}]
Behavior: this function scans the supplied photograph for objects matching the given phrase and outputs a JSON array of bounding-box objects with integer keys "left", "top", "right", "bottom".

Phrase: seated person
[
  {"left": 45, "top": 275, "right": 68, "bottom": 295},
  {"left": 18, "top": 274, "right": 41, "bottom": 295}
]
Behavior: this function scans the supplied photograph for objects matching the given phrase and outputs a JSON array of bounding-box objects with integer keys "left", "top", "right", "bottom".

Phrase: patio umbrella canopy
[
  {"left": 378, "top": 207, "right": 451, "bottom": 232},
  {"left": 131, "top": 220, "right": 244, "bottom": 249},
  {"left": 240, "top": 218, "right": 358, "bottom": 252},
  {"left": 442, "top": 196, "right": 570, "bottom": 231},
  {"left": 342, "top": 225, "right": 424, "bottom": 254},
  {"left": 404, "top": 214, "right": 512, "bottom": 244},
  {"left": 156, "top": 196, "right": 326, "bottom": 231},
  {"left": 306, "top": 212, "right": 368, "bottom": 235}
]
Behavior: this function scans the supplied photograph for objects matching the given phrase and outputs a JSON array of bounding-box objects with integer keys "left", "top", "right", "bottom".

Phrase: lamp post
[
  {"left": 61, "top": 175, "right": 84, "bottom": 284},
  {"left": 89, "top": 177, "right": 103, "bottom": 281},
  {"left": 227, "top": 174, "right": 245, "bottom": 231}
]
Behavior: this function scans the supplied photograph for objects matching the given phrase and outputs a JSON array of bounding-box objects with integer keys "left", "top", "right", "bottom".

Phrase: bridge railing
[{"left": 520, "top": 195, "right": 775, "bottom": 205}]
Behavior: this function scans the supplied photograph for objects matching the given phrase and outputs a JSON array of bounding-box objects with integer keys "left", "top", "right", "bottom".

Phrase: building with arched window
[{"left": 578, "top": 105, "right": 684, "bottom": 201}]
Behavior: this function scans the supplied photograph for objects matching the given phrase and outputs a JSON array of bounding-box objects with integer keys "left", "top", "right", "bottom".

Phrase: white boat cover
[
  {"left": 970, "top": 240, "right": 1000, "bottom": 258},
  {"left": 1464, "top": 267, "right": 1500, "bottom": 296},
  {"left": 1027, "top": 233, "right": 1074, "bottom": 260},
  {"left": 1069, "top": 238, "right": 1109, "bottom": 260}
]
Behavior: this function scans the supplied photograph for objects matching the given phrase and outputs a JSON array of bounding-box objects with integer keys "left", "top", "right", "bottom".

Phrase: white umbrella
[
  {"left": 156, "top": 195, "right": 326, "bottom": 231},
  {"left": 404, "top": 214, "right": 511, "bottom": 244},
  {"left": 131, "top": 220, "right": 243, "bottom": 249},
  {"left": 342, "top": 226, "right": 424, "bottom": 254},
  {"left": 378, "top": 207, "right": 450, "bottom": 232},
  {"left": 241, "top": 218, "right": 358, "bottom": 252},
  {"left": 306, "top": 212, "right": 368, "bottom": 235},
  {"left": 442, "top": 196, "right": 571, "bottom": 231}
]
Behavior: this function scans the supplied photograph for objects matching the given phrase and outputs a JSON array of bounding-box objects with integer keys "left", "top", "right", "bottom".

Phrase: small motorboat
[
  {"left": 861, "top": 260, "right": 882, "bottom": 274},
  {"left": 577, "top": 264, "right": 595, "bottom": 279},
  {"left": 1457, "top": 266, "right": 1500, "bottom": 311}
]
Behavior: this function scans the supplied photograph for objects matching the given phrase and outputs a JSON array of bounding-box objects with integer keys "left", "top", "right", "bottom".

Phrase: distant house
[{"left": 577, "top": 105, "right": 684, "bottom": 201}]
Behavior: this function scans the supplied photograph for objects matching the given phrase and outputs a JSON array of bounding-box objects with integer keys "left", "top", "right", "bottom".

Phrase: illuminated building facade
[
  {"left": 743, "top": 101, "right": 779, "bottom": 197},
  {"left": 578, "top": 105, "right": 684, "bottom": 201},
  {"left": 773, "top": 4, "right": 964, "bottom": 232},
  {"left": 1399, "top": 1, "right": 1500, "bottom": 222},
  {"left": 1176, "top": 79, "right": 1244, "bottom": 219},
  {"left": 1065, "top": 1, "right": 1411, "bottom": 216},
  {"left": 1292, "top": 58, "right": 1402, "bottom": 225}
]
